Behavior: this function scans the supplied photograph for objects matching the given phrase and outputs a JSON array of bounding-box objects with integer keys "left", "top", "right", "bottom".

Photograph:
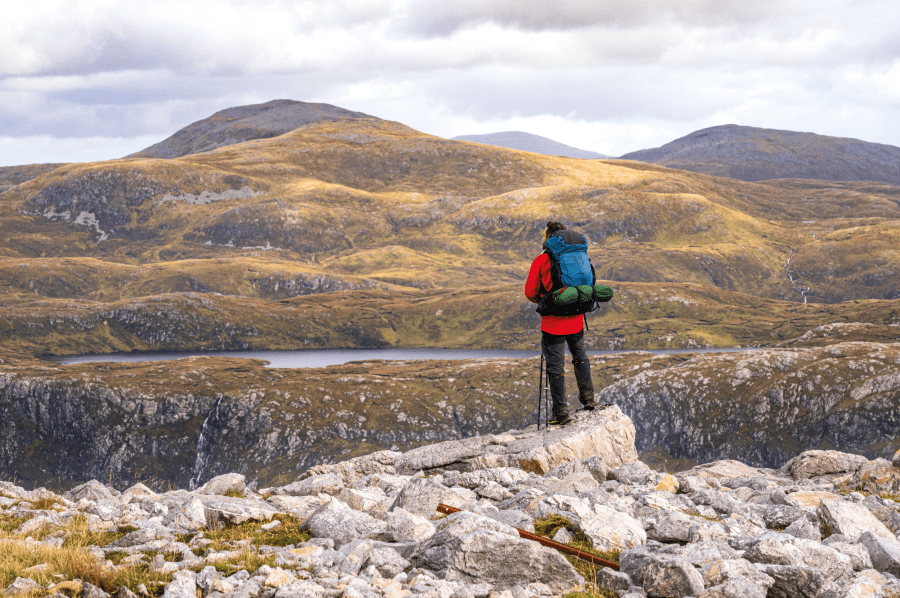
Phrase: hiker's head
[{"left": 543, "top": 221, "right": 566, "bottom": 243}]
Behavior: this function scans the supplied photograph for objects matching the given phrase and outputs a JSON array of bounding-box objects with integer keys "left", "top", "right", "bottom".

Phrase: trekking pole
[{"left": 537, "top": 354, "right": 545, "bottom": 429}]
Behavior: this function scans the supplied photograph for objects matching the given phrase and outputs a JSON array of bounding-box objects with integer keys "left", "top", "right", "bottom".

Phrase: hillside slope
[
  {"left": 452, "top": 131, "right": 609, "bottom": 159},
  {"left": 621, "top": 124, "right": 900, "bottom": 185}
]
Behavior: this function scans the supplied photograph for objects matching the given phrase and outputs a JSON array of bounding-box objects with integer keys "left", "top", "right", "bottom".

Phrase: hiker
[{"left": 525, "top": 221, "right": 598, "bottom": 425}]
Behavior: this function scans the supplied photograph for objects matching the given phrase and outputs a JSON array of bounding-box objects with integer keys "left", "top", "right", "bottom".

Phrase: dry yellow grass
[{"left": 0, "top": 515, "right": 172, "bottom": 596}]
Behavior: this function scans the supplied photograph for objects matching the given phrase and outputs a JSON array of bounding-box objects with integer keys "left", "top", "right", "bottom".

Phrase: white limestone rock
[
  {"left": 817, "top": 499, "right": 896, "bottom": 541},
  {"left": 778, "top": 450, "right": 870, "bottom": 481},
  {"left": 387, "top": 507, "right": 436, "bottom": 543},
  {"left": 279, "top": 473, "right": 344, "bottom": 497},
  {"left": 196, "top": 473, "right": 246, "bottom": 496}
]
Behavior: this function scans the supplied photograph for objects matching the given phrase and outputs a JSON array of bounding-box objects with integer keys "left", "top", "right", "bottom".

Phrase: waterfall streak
[{"left": 189, "top": 397, "right": 223, "bottom": 490}]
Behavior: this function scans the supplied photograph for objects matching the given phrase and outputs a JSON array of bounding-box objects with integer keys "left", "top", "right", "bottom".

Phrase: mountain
[
  {"left": 620, "top": 124, "right": 900, "bottom": 185},
  {"left": 452, "top": 131, "right": 609, "bottom": 159},
  {"left": 127, "top": 99, "right": 378, "bottom": 159}
]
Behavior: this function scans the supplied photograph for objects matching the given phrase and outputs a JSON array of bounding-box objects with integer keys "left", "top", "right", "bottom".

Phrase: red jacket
[{"left": 525, "top": 253, "right": 584, "bottom": 335}]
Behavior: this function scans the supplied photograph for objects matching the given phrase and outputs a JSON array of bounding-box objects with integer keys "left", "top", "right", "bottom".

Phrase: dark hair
[
  {"left": 543, "top": 221, "right": 566, "bottom": 242},
  {"left": 545, "top": 221, "right": 566, "bottom": 234}
]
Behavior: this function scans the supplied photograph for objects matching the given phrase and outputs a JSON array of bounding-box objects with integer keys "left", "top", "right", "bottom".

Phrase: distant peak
[{"left": 452, "top": 131, "right": 609, "bottom": 160}]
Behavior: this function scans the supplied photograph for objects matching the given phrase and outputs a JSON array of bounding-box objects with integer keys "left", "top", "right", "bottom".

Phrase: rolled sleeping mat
[{"left": 593, "top": 285, "right": 613, "bottom": 302}]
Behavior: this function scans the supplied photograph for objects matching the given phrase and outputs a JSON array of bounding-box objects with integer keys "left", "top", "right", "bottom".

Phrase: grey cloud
[{"left": 400, "top": 0, "right": 789, "bottom": 36}]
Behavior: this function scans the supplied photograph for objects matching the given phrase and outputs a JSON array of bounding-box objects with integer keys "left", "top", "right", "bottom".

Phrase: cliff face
[
  {"left": 602, "top": 342, "right": 900, "bottom": 470},
  {"left": 2, "top": 342, "right": 898, "bottom": 491}
]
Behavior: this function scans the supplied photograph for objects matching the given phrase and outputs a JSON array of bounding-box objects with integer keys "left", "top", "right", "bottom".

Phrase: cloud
[{"left": 0, "top": 0, "right": 898, "bottom": 165}]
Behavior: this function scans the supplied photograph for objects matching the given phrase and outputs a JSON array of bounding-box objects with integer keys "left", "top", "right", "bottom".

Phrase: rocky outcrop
[{"left": 4, "top": 444, "right": 900, "bottom": 598}]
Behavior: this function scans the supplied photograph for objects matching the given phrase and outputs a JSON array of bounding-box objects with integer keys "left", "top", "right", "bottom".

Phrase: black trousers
[{"left": 541, "top": 329, "right": 595, "bottom": 417}]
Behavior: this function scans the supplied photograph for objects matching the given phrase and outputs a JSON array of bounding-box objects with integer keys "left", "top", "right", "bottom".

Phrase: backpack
[{"left": 536, "top": 230, "right": 613, "bottom": 317}]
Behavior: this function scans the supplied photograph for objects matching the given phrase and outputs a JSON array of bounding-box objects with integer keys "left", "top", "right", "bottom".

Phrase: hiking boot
[
  {"left": 548, "top": 414, "right": 572, "bottom": 426},
  {"left": 578, "top": 402, "right": 597, "bottom": 411}
]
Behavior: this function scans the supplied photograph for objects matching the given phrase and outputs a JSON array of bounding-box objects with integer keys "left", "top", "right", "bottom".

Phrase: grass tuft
[
  {"left": 29, "top": 497, "right": 60, "bottom": 511},
  {"left": 200, "top": 514, "right": 310, "bottom": 550},
  {"left": 533, "top": 515, "right": 620, "bottom": 597}
]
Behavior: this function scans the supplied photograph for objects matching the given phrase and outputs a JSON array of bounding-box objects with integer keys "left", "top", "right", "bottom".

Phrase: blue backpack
[{"left": 537, "top": 230, "right": 613, "bottom": 316}]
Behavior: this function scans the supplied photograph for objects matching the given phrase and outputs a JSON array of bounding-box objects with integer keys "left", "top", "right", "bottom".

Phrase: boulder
[
  {"left": 548, "top": 471, "right": 600, "bottom": 494},
  {"left": 778, "top": 450, "right": 869, "bottom": 480},
  {"left": 701, "top": 558, "right": 775, "bottom": 592},
  {"left": 338, "top": 487, "right": 385, "bottom": 513},
  {"left": 265, "top": 495, "right": 326, "bottom": 520},
  {"left": 4, "top": 578, "right": 43, "bottom": 596},
  {"left": 497, "top": 488, "right": 546, "bottom": 515},
  {"left": 782, "top": 517, "right": 821, "bottom": 541},
  {"left": 698, "top": 577, "right": 768, "bottom": 598},
  {"left": 817, "top": 499, "right": 895, "bottom": 541},
  {"left": 295, "top": 450, "right": 401, "bottom": 486},
  {"left": 163, "top": 498, "right": 207, "bottom": 533},
  {"left": 654, "top": 474, "right": 679, "bottom": 493},
  {"left": 104, "top": 525, "right": 175, "bottom": 548},
  {"left": 389, "top": 477, "right": 469, "bottom": 518},
  {"left": 196, "top": 474, "right": 245, "bottom": 496},
  {"left": 196, "top": 495, "right": 279, "bottom": 529},
  {"left": 872, "top": 506, "right": 900, "bottom": 535},
  {"left": 442, "top": 468, "right": 532, "bottom": 490},
  {"left": 421, "top": 530, "right": 583, "bottom": 592},
  {"left": 546, "top": 456, "right": 609, "bottom": 483},
  {"left": 743, "top": 537, "right": 805, "bottom": 567},
  {"left": 821, "top": 536, "right": 873, "bottom": 571},
  {"left": 857, "top": 531, "right": 900, "bottom": 576},
  {"left": 789, "top": 490, "right": 842, "bottom": 510},
  {"left": 619, "top": 547, "right": 704, "bottom": 598},
  {"left": 122, "top": 483, "right": 158, "bottom": 499},
  {"left": 161, "top": 571, "right": 198, "bottom": 598},
  {"left": 279, "top": 473, "right": 344, "bottom": 497},
  {"left": 678, "top": 460, "right": 766, "bottom": 481},
  {"left": 675, "top": 475, "right": 711, "bottom": 494},
  {"left": 608, "top": 461, "right": 655, "bottom": 485},
  {"left": 65, "top": 480, "right": 115, "bottom": 503},
  {"left": 534, "top": 493, "right": 646, "bottom": 552},
  {"left": 470, "top": 506, "right": 534, "bottom": 532},
  {"left": 422, "top": 511, "right": 519, "bottom": 548},
  {"left": 337, "top": 539, "right": 376, "bottom": 576},
  {"left": 852, "top": 461, "right": 900, "bottom": 495},
  {"left": 394, "top": 405, "right": 638, "bottom": 476},
  {"left": 763, "top": 504, "right": 815, "bottom": 530},
  {"left": 754, "top": 564, "right": 826, "bottom": 598},
  {"left": 841, "top": 569, "right": 889, "bottom": 598},
  {"left": 387, "top": 507, "right": 436, "bottom": 543},
  {"left": 15, "top": 515, "right": 60, "bottom": 535},
  {"left": 474, "top": 481, "right": 513, "bottom": 502},
  {"left": 364, "top": 546, "right": 410, "bottom": 578},
  {"left": 893, "top": 448, "right": 900, "bottom": 468},
  {"left": 301, "top": 497, "right": 384, "bottom": 548},
  {"left": 674, "top": 541, "right": 739, "bottom": 568},
  {"left": 595, "top": 568, "right": 633, "bottom": 595}
]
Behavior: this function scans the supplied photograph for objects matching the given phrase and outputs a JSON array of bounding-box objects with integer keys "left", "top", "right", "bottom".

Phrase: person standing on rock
[{"left": 525, "top": 221, "right": 599, "bottom": 426}]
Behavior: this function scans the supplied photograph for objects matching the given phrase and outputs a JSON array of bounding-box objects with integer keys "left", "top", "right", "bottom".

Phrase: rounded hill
[
  {"left": 621, "top": 124, "right": 900, "bottom": 185},
  {"left": 127, "top": 99, "right": 378, "bottom": 159}
]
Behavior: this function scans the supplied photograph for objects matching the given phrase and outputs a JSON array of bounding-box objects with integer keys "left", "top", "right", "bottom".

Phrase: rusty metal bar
[{"left": 436, "top": 503, "right": 620, "bottom": 571}]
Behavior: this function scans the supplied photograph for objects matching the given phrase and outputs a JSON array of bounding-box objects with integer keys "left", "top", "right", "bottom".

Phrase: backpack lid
[{"left": 543, "top": 229, "right": 588, "bottom": 255}]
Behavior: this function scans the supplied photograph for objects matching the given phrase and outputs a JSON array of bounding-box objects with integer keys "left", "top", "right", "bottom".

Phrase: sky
[{"left": 1, "top": 0, "right": 899, "bottom": 166}]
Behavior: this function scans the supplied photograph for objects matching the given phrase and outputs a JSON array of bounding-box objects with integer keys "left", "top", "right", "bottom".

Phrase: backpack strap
[{"left": 543, "top": 249, "right": 564, "bottom": 292}]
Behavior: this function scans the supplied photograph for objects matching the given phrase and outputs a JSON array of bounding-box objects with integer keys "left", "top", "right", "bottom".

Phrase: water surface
[{"left": 52, "top": 347, "right": 754, "bottom": 369}]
